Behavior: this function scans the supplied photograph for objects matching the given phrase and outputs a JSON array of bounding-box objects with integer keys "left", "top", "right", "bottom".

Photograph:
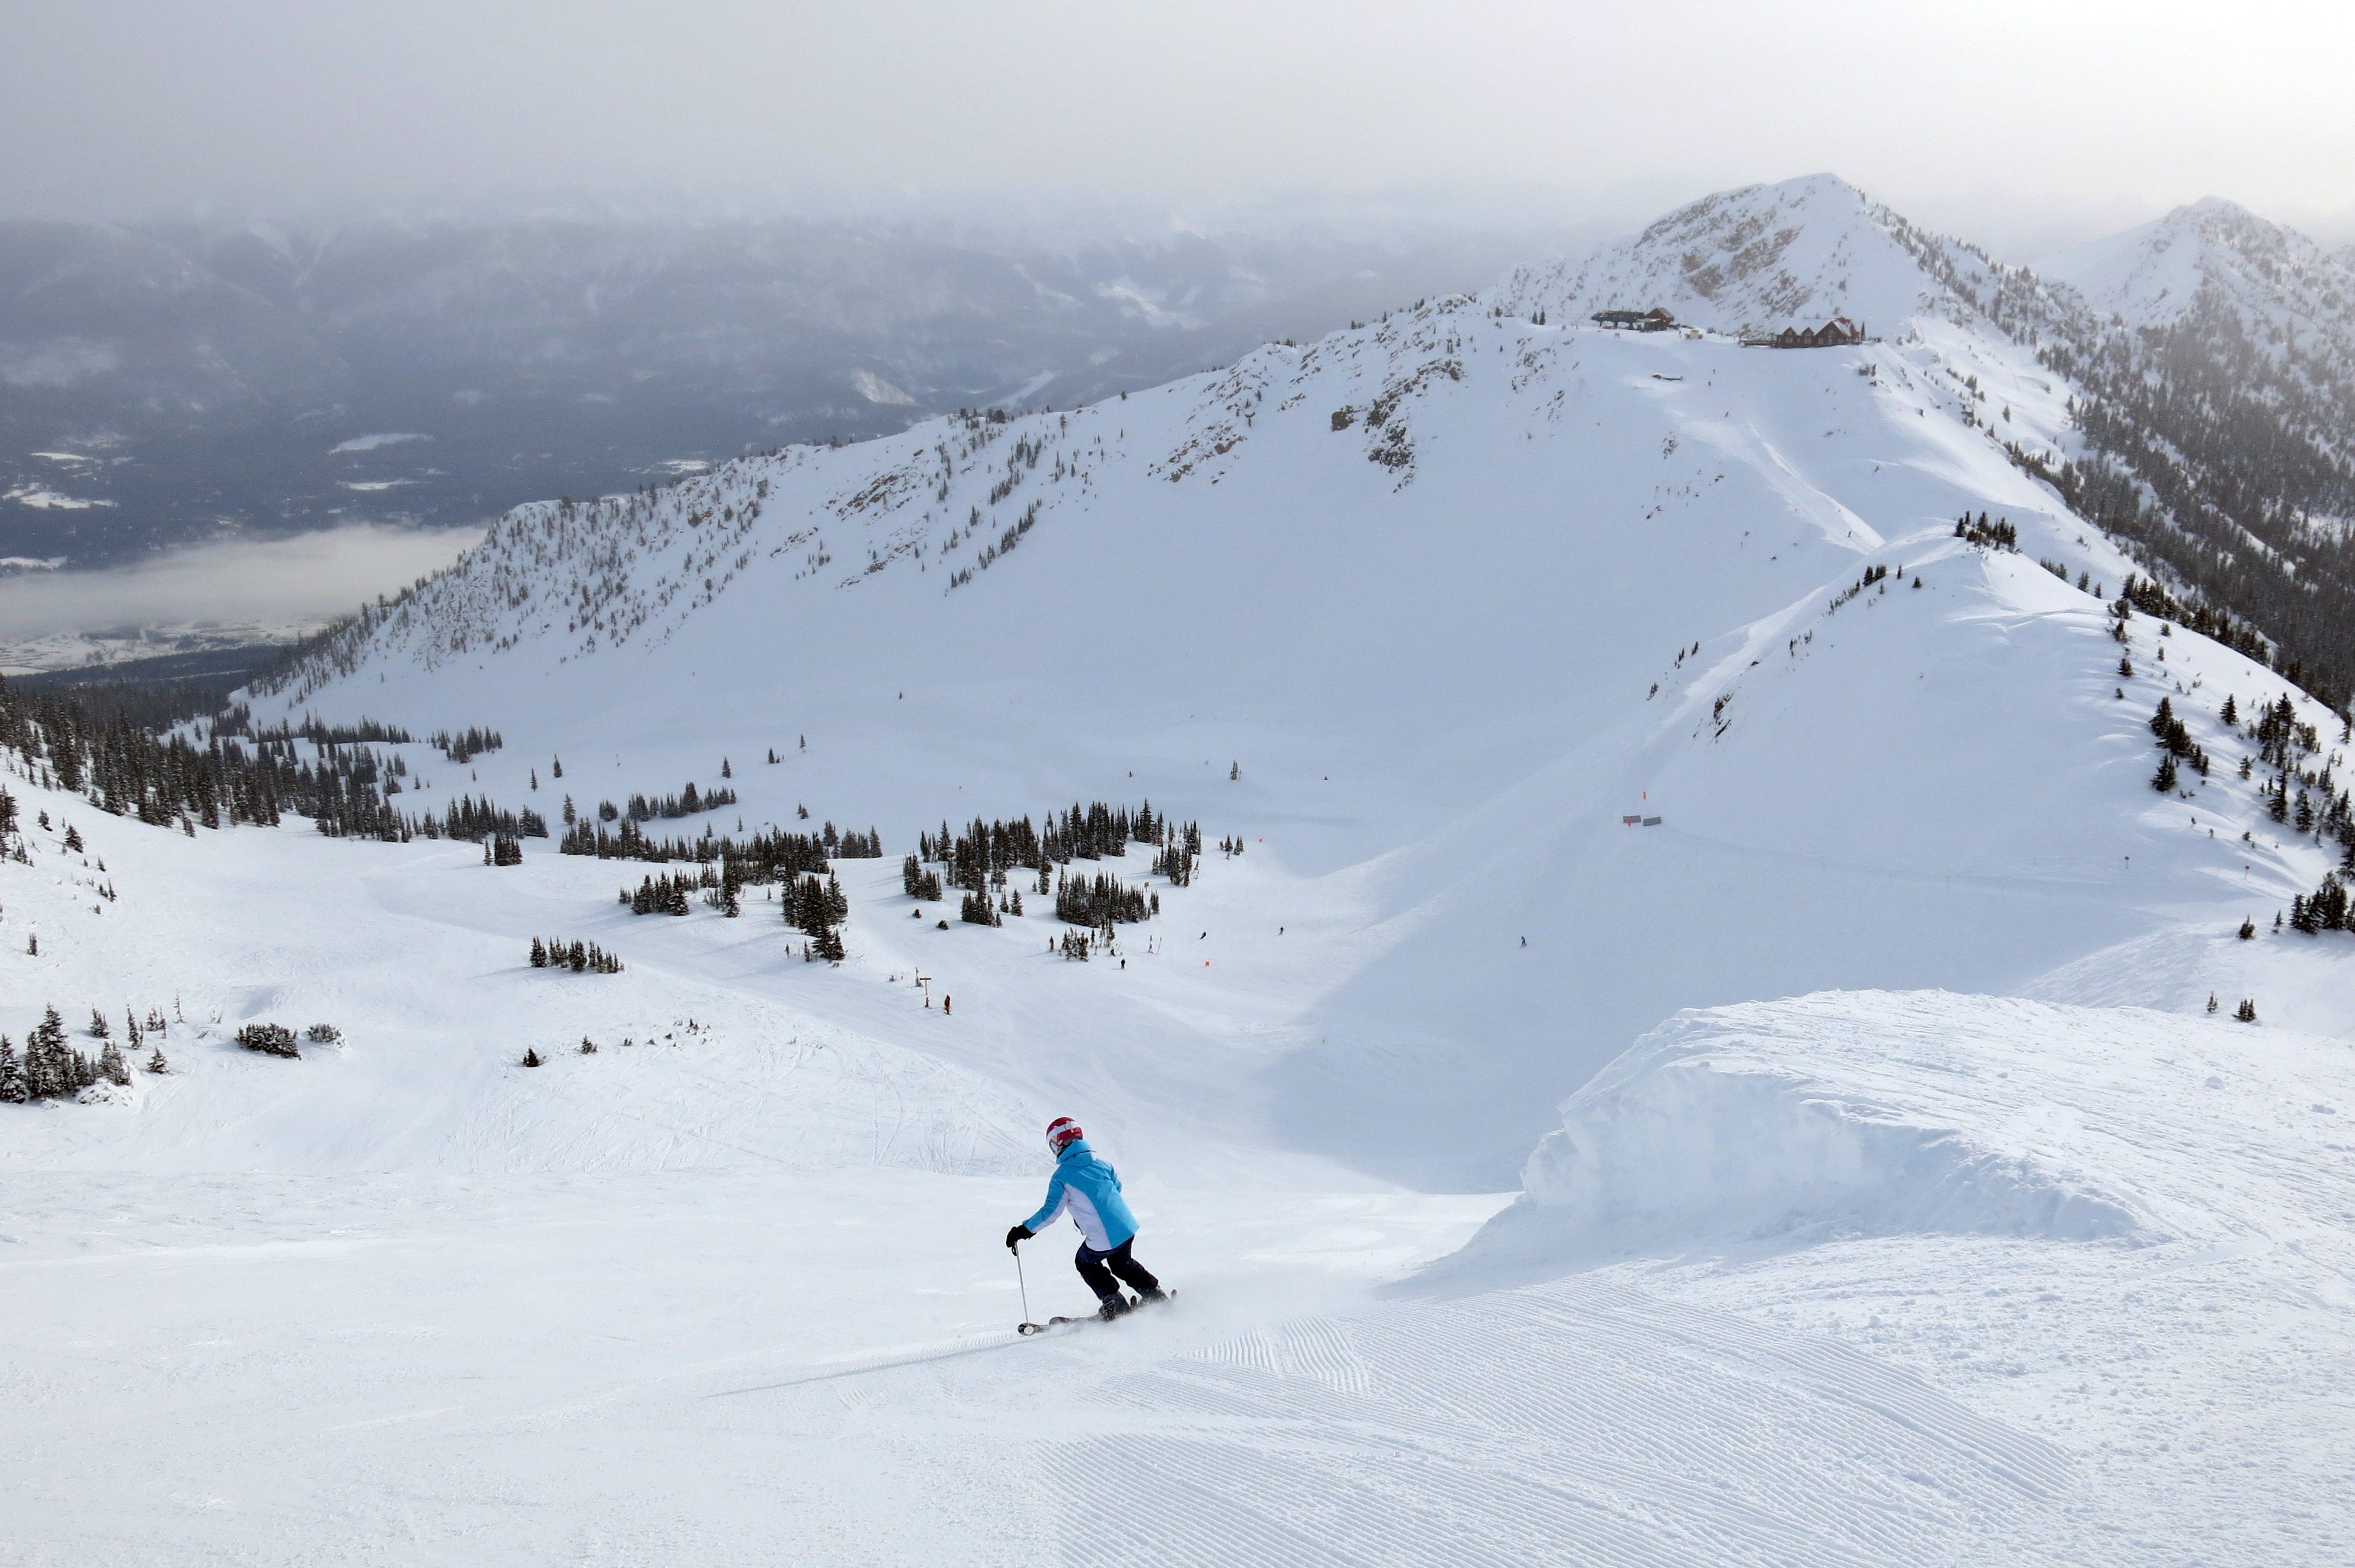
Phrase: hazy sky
[{"left": 6, "top": 1, "right": 2355, "bottom": 248}]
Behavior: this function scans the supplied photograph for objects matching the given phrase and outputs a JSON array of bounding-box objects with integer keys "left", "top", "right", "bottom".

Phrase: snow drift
[
  {"left": 1454, "top": 989, "right": 2355, "bottom": 1271},
  {"left": 1516, "top": 992, "right": 2150, "bottom": 1250}
]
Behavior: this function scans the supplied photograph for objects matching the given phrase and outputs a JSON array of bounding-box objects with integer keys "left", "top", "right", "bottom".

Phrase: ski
[{"left": 1018, "top": 1288, "right": 1175, "bottom": 1336}]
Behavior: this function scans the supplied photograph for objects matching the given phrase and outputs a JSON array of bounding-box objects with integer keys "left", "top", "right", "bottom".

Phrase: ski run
[{"left": 6, "top": 174, "right": 2355, "bottom": 1564}]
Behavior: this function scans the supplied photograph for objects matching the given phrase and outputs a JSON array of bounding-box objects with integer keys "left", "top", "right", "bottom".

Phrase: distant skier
[{"left": 1006, "top": 1117, "right": 1164, "bottom": 1320}]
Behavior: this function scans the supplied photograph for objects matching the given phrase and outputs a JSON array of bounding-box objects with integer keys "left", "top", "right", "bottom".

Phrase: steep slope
[
  {"left": 1495, "top": 178, "right": 2355, "bottom": 706},
  {"left": 238, "top": 179, "right": 2354, "bottom": 1188}
]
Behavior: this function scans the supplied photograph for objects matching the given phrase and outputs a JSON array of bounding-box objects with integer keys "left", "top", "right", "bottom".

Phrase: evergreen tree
[
  {"left": 234, "top": 1023, "right": 300, "bottom": 1059},
  {"left": 0, "top": 1035, "right": 24, "bottom": 1103},
  {"left": 27, "top": 1007, "right": 68, "bottom": 1097},
  {"left": 2235, "top": 999, "right": 2258, "bottom": 1022}
]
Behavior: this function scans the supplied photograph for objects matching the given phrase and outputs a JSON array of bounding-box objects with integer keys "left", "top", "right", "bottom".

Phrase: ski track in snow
[{"left": 1052, "top": 1281, "right": 2071, "bottom": 1568}]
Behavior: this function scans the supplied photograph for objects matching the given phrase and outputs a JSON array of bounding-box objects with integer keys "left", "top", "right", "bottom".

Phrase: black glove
[{"left": 1005, "top": 1225, "right": 1033, "bottom": 1250}]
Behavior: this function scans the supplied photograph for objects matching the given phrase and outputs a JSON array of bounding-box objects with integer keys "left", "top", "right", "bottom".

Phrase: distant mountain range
[{"left": 0, "top": 216, "right": 1576, "bottom": 570}]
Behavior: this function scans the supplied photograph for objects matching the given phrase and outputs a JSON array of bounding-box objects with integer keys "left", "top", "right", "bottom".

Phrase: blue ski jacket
[{"left": 1022, "top": 1140, "right": 1138, "bottom": 1250}]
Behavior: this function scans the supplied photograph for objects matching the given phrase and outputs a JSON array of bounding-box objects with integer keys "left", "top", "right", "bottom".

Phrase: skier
[{"left": 1006, "top": 1117, "right": 1164, "bottom": 1320}]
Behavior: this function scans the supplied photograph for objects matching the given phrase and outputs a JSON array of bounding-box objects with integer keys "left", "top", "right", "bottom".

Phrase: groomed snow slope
[
  {"left": 1467, "top": 990, "right": 2355, "bottom": 1267},
  {"left": 10, "top": 829, "right": 2349, "bottom": 1566},
  {"left": 10, "top": 176, "right": 2355, "bottom": 1563}
]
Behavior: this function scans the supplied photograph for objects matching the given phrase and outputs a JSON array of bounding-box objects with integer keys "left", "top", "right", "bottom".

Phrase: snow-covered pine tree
[{"left": 26, "top": 1008, "right": 69, "bottom": 1098}]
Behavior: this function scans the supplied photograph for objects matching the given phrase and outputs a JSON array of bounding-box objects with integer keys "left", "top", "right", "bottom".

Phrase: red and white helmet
[{"left": 1046, "top": 1117, "right": 1084, "bottom": 1153}]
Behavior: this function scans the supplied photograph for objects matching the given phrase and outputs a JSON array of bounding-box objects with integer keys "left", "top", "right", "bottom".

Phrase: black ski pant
[{"left": 1074, "top": 1238, "right": 1159, "bottom": 1303}]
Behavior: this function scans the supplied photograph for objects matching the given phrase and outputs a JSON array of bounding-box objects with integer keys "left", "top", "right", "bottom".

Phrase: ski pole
[{"left": 1013, "top": 1241, "right": 1034, "bottom": 1328}]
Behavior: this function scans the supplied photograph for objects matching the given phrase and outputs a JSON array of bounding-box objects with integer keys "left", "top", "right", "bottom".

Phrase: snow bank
[{"left": 1493, "top": 989, "right": 2353, "bottom": 1258}]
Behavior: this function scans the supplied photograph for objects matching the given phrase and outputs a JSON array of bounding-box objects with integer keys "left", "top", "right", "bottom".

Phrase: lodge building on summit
[
  {"left": 1743, "top": 317, "right": 1866, "bottom": 348},
  {"left": 1588, "top": 308, "right": 1867, "bottom": 348},
  {"left": 1591, "top": 307, "right": 1677, "bottom": 331}
]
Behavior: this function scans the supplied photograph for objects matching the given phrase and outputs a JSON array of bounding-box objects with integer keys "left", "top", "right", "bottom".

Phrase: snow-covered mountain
[
  {"left": 210, "top": 171, "right": 2354, "bottom": 1198},
  {"left": 1492, "top": 172, "right": 2052, "bottom": 343},
  {"left": 2039, "top": 195, "right": 2355, "bottom": 344},
  {"left": 2024, "top": 194, "right": 2355, "bottom": 709},
  {"left": 9, "top": 174, "right": 2355, "bottom": 1562}
]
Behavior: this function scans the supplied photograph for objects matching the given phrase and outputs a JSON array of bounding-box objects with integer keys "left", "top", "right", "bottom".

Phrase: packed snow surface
[{"left": 8, "top": 175, "right": 2355, "bottom": 1563}]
